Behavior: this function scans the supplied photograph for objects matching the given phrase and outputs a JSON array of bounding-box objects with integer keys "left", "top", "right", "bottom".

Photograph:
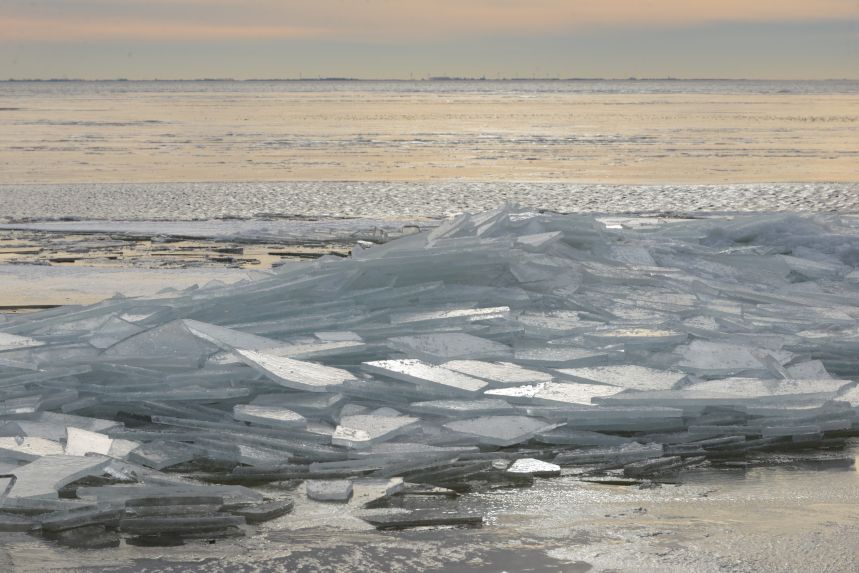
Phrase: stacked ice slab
[{"left": 2, "top": 205, "right": 859, "bottom": 541}]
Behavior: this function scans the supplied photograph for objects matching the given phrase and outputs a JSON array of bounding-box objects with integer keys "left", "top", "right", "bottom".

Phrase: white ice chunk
[
  {"left": 442, "top": 360, "right": 552, "bottom": 385},
  {"left": 233, "top": 404, "right": 307, "bottom": 429},
  {"left": 362, "top": 359, "right": 489, "bottom": 396},
  {"left": 389, "top": 306, "right": 509, "bottom": 325},
  {"left": 332, "top": 414, "right": 419, "bottom": 449},
  {"left": 486, "top": 381, "right": 623, "bottom": 406},
  {"left": 0, "top": 333, "right": 44, "bottom": 352},
  {"left": 507, "top": 458, "right": 561, "bottom": 477},
  {"left": 0, "top": 436, "right": 64, "bottom": 461},
  {"left": 583, "top": 328, "right": 686, "bottom": 345},
  {"left": 64, "top": 427, "right": 114, "bottom": 457},
  {"left": 237, "top": 349, "right": 357, "bottom": 392}
]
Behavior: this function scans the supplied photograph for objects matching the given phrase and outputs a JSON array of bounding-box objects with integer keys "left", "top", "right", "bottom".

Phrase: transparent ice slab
[
  {"left": 442, "top": 416, "right": 560, "bottom": 446},
  {"left": 127, "top": 441, "right": 194, "bottom": 470},
  {"left": 386, "top": 333, "right": 510, "bottom": 361},
  {"left": 7, "top": 455, "right": 111, "bottom": 499}
]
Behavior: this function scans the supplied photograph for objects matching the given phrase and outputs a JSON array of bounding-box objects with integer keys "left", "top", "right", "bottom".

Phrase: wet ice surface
[
  {"left": 4, "top": 206, "right": 859, "bottom": 570},
  {"left": 3, "top": 448, "right": 859, "bottom": 572},
  {"left": 1, "top": 182, "right": 858, "bottom": 222}
]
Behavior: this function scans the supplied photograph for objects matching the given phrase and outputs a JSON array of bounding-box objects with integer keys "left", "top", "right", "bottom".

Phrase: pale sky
[{"left": 2, "top": 0, "right": 857, "bottom": 79}]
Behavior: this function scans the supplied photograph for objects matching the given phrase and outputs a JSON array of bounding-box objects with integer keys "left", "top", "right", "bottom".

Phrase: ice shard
[
  {"left": 362, "top": 359, "right": 489, "bottom": 396},
  {"left": 236, "top": 350, "right": 358, "bottom": 391},
  {"left": 555, "top": 365, "right": 687, "bottom": 391},
  {"left": 486, "top": 381, "right": 624, "bottom": 406},
  {"left": 233, "top": 404, "right": 307, "bottom": 429},
  {"left": 306, "top": 479, "right": 353, "bottom": 502},
  {"left": 443, "top": 416, "right": 560, "bottom": 446},
  {"left": 332, "top": 414, "right": 419, "bottom": 449},
  {"left": 386, "top": 333, "right": 510, "bottom": 361},
  {"left": 441, "top": 360, "right": 552, "bottom": 385},
  {"left": 7, "top": 455, "right": 111, "bottom": 499},
  {"left": 507, "top": 458, "right": 561, "bottom": 477}
]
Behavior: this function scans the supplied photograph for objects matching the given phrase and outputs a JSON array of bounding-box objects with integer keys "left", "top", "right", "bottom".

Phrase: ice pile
[{"left": 2, "top": 205, "right": 859, "bottom": 542}]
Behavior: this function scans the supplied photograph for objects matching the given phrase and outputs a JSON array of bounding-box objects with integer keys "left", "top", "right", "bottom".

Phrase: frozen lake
[{"left": 1, "top": 80, "right": 857, "bottom": 187}]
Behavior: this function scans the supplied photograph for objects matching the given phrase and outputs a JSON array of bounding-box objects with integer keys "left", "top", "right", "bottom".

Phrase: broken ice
[{"left": 3, "top": 206, "right": 859, "bottom": 542}]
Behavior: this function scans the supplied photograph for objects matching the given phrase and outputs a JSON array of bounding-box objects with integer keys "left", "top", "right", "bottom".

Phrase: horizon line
[{"left": 3, "top": 76, "right": 858, "bottom": 82}]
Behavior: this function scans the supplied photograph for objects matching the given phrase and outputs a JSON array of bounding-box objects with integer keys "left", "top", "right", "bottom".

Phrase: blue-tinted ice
[{"left": 2, "top": 206, "right": 859, "bottom": 539}]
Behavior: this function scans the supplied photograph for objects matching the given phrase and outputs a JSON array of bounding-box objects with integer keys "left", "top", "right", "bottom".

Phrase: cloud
[{"left": 2, "top": 0, "right": 857, "bottom": 43}]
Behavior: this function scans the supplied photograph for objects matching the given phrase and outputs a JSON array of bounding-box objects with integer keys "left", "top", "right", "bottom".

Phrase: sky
[{"left": 1, "top": 0, "right": 857, "bottom": 80}]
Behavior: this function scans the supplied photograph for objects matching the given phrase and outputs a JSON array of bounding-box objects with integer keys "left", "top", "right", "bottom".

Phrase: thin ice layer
[{"left": 386, "top": 333, "right": 510, "bottom": 361}]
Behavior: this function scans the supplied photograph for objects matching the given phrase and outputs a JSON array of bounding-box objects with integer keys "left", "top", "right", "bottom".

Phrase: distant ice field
[{"left": 1, "top": 181, "right": 857, "bottom": 223}]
